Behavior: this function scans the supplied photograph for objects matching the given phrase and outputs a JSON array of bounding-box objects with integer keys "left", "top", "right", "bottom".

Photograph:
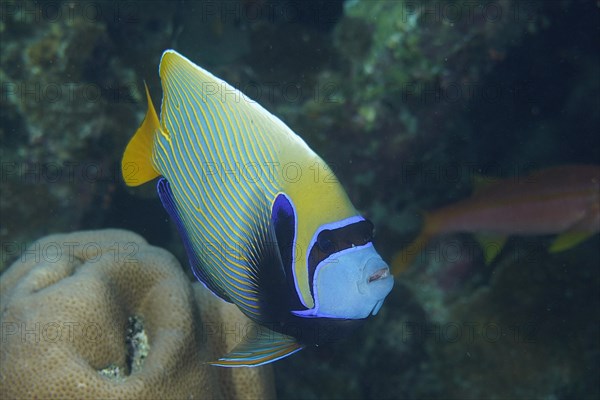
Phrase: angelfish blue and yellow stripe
[{"left": 122, "top": 50, "right": 394, "bottom": 367}]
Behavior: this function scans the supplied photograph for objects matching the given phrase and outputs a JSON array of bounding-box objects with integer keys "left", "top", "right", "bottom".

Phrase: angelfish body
[{"left": 122, "top": 50, "right": 394, "bottom": 366}]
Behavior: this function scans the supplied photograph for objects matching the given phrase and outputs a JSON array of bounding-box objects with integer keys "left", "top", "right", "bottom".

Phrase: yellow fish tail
[
  {"left": 121, "top": 83, "right": 162, "bottom": 187},
  {"left": 390, "top": 229, "right": 433, "bottom": 276}
]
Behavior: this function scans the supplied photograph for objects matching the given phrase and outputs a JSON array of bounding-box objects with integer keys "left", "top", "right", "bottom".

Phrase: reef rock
[{"left": 0, "top": 229, "right": 274, "bottom": 399}]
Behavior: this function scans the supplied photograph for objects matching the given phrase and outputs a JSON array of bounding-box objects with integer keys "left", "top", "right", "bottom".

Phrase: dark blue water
[{"left": 1, "top": 1, "right": 598, "bottom": 398}]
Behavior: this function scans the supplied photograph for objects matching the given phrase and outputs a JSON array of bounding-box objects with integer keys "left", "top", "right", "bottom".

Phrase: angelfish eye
[
  {"left": 362, "top": 219, "right": 374, "bottom": 242},
  {"left": 351, "top": 219, "right": 374, "bottom": 245},
  {"left": 317, "top": 230, "right": 335, "bottom": 254}
]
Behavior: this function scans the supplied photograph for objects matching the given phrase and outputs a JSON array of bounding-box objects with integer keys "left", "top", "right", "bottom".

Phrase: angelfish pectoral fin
[{"left": 209, "top": 325, "right": 303, "bottom": 367}]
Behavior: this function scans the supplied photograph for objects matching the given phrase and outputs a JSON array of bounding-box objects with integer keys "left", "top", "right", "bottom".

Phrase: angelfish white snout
[
  {"left": 358, "top": 256, "right": 393, "bottom": 296},
  {"left": 361, "top": 256, "right": 393, "bottom": 316},
  {"left": 368, "top": 267, "right": 390, "bottom": 283},
  {"left": 308, "top": 244, "right": 394, "bottom": 319}
]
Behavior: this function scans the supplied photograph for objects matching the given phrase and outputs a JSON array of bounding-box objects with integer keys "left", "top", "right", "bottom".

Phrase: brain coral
[{"left": 0, "top": 229, "right": 274, "bottom": 399}]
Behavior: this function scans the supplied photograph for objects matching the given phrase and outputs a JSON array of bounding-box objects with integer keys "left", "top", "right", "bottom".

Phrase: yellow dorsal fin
[{"left": 121, "top": 82, "right": 162, "bottom": 187}]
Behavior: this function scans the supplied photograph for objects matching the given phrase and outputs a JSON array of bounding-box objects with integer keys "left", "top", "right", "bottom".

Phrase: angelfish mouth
[{"left": 368, "top": 267, "right": 390, "bottom": 283}]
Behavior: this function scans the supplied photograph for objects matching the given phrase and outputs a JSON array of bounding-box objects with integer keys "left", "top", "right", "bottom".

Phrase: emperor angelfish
[{"left": 122, "top": 50, "right": 394, "bottom": 367}]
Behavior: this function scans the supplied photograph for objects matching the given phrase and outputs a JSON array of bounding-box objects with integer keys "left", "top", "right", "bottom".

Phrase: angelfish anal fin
[
  {"left": 209, "top": 325, "right": 303, "bottom": 367},
  {"left": 157, "top": 178, "right": 232, "bottom": 303}
]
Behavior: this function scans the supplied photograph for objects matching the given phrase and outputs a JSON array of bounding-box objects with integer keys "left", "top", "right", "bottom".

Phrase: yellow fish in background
[
  {"left": 391, "top": 165, "right": 600, "bottom": 276},
  {"left": 122, "top": 50, "right": 394, "bottom": 366}
]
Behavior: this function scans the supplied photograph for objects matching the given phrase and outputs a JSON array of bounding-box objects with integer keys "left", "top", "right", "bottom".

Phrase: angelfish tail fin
[{"left": 122, "top": 82, "right": 163, "bottom": 186}]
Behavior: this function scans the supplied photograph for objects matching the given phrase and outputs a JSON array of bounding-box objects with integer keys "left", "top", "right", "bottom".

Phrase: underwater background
[{"left": 1, "top": 0, "right": 598, "bottom": 399}]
